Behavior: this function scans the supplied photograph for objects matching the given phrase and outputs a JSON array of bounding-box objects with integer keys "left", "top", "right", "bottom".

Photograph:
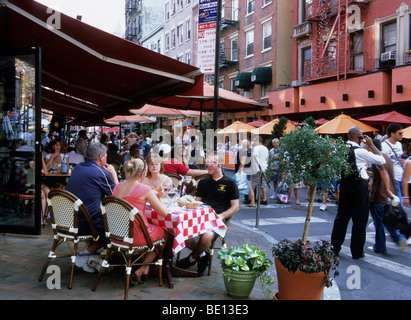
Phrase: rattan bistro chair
[
  {"left": 92, "top": 196, "right": 165, "bottom": 300},
  {"left": 39, "top": 189, "right": 99, "bottom": 289}
]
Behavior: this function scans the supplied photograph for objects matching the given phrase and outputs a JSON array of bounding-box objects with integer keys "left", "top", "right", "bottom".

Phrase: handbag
[
  {"left": 383, "top": 203, "right": 409, "bottom": 232},
  {"left": 234, "top": 171, "right": 249, "bottom": 195}
]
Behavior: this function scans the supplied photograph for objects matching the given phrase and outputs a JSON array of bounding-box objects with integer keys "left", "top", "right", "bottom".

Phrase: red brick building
[
  {"left": 269, "top": 0, "right": 411, "bottom": 124},
  {"left": 207, "top": 0, "right": 294, "bottom": 127}
]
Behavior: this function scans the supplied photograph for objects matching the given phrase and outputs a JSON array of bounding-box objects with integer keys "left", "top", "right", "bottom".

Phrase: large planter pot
[
  {"left": 222, "top": 269, "right": 257, "bottom": 299},
  {"left": 274, "top": 258, "right": 326, "bottom": 300}
]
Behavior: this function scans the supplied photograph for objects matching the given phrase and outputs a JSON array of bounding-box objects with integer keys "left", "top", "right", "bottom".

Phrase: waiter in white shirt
[{"left": 331, "top": 127, "right": 386, "bottom": 260}]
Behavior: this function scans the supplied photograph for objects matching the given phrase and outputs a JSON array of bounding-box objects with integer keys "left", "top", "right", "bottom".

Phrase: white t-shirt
[
  {"left": 252, "top": 144, "right": 269, "bottom": 172},
  {"left": 381, "top": 140, "right": 403, "bottom": 181}
]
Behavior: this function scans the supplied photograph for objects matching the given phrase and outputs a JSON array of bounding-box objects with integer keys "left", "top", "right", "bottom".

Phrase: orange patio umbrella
[
  {"left": 401, "top": 125, "right": 411, "bottom": 139},
  {"left": 251, "top": 119, "right": 297, "bottom": 135},
  {"left": 217, "top": 121, "right": 256, "bottom": 134},
  {"left": 315, "top": 114, "right": 378, "bottom": 134}
]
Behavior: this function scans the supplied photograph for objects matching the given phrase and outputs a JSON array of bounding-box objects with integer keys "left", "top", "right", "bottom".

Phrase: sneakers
[
  {"left": 75, "top": 255, "right": 96, "bottom": 273},
  {"left": 319, "top": 204, "right": 327, "bottom": 211},
  {"left": 175, "top": 252, "right": 210, "bottom": 276},
  {"left": 175, "top": 253, "right": 197, "bottom": 269},
  {"left": 398, "top": 239, "right": 407, "bottom": 252},
  {"left": 260, "top": 200, "right": 268, "bottom": 205},
  {"left": 87, "top": 255, "right": 103, "bottom": 272},
  {"left": 367, "top": 246, "right": 387, "bottom": 255},
  {"left": 197, "top": 251, "right": 210, "bottom": 276},
  {"left": 270, "top": 193, "right": 276, "bottom": 200}
]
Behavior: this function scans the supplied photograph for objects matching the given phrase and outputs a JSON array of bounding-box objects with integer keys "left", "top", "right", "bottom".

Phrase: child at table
[{"left": 113, "top": 157, "right": 169, "bottom": 284}]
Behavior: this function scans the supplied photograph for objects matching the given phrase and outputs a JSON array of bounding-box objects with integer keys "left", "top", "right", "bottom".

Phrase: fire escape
[{"left": 303, "top": 0, "right": 371, "bottom": 82}]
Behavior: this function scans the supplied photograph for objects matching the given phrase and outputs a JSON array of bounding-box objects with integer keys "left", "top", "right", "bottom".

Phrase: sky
[{"left": 35, "top": 0, "right": 126, "bottom": 36}]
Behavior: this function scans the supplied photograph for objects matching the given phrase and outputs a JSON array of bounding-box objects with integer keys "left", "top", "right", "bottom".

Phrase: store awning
[
  {"left": 251, "top": 67, "right": 272, "bottom": 85},
  {"left": 0, "top": 0, "right": 203, "bottom": 117},
  {"left": 235, "top": 72, "right": 252, "bottom": 89}
]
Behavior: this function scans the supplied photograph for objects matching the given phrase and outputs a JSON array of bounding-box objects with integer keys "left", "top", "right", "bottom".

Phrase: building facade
[
  {"left": 125, "top": 0, "right": 164, "bottom": 45},
  {"left": 269, "top": 0, "right": 411, "bottom": 123},
  {"left": 163, "top": 0, "right": 196, "bottom": 64},
  {"left": 196, "top": 0, "right": 294, "bottom": 127}
]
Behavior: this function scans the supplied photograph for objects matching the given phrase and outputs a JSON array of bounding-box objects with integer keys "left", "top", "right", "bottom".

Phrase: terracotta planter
[{"left": 274, "top": 258, "right": 326, "bottom": 300}]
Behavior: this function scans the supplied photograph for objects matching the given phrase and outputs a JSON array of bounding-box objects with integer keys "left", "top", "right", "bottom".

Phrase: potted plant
[
  {"left": 270, "top": 124, "right": 349, "bottom": 299},
  {"left": 217, "top": 244, "right": 274, "bottom": 299},
  {"left": 272, "top": 239, "right": 339, "bottom": 300}
]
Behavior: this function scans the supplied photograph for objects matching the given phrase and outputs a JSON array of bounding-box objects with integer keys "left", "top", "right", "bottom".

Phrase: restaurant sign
[{"left": 197, "top": 0, "right": 218, "bottom": 74}]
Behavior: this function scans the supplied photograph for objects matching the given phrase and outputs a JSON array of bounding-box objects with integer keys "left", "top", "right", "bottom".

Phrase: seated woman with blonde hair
[
  {"left": 144, "top": 153, "right": 173, "bottom": 192},
  {"left": 113, "top": 157, "right": 169, "bottom": 284}
]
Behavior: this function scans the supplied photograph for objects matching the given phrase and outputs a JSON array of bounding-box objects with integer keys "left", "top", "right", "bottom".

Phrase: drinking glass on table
[{"left": 164, "top": 186, "right": 178, "bottom": 206}]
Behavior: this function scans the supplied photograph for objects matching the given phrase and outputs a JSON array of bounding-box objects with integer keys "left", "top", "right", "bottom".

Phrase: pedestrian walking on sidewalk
[{"left": 368, "top": 139, "right": 398, "bottom": 254}]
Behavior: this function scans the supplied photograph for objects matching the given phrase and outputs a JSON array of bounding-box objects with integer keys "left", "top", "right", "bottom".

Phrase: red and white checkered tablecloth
[{"left": 145, "top": 205, "right": 227, "bottom": 255}]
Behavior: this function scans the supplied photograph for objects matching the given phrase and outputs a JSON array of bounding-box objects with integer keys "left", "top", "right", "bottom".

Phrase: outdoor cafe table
[
  {"left": 145, "top": 204, "right": 227, "bottom": 288},
  {"left": 41, "top": 172, "right": 71, "bottom": 188}
]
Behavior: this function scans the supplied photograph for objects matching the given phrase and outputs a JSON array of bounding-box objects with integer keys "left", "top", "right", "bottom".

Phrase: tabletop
[
  {"left": 42, "top": 172, "right": 71, "bottom": 188},
  {"left": 145, "top": 205, "right": 227, "bottom": 255}
]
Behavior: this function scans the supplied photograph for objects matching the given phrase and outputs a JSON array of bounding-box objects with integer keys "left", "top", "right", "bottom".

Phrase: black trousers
[{"left": 331, "top": 178, "right": 369, "bottom": 259}]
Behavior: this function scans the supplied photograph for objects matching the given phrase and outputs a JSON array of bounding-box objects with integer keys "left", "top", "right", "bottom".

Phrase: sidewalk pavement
[
  {"left": 0, "top": 221, "right": 274, "bottom": 300},
  {"left": 0, "top": 210, "right": 339, "bottom": 300}
]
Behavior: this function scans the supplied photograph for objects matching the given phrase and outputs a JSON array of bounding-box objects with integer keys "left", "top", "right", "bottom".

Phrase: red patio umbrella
[
  {"left": 105, "top": 115, "right": 154, "bottom": 123},
  {"left": 149, "top": 82, "right": 265, "bottom": 113},
  {"left": 247, "top": 119, "right": 268, "bottom": 127},
  {"left": 131, "top": 104, "right": 202, "bottom": 118},
  {"left": 315, "top": 118, "right": 329, "bottom": 125},
  {"left": 359, "top": 111, "right": 411, "bottom": 126},
  {"left": 101, "top": 127, "right": 119, "bottom": 133}
]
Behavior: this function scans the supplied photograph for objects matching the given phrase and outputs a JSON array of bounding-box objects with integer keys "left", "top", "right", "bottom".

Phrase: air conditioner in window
[{"left": 381, "top": 51, "right": 396, "bottom": 61}]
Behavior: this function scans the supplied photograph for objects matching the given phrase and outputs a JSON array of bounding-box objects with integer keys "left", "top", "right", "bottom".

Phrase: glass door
[{"left": 0, "top": 48, "right": 41, "bottom": 235}]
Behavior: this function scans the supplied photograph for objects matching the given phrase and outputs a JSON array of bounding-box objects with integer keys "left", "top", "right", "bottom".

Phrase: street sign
[{"left": 197, "top": 0, "right": 218, "bottom": 74}]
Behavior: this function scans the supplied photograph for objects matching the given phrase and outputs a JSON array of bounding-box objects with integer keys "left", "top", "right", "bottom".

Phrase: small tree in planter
[
  {"left": 272, "top": 124, "right": 349, "bottom": 299},
  {"left": 277, "top": 124, "right": 350, "bottom": 242}
]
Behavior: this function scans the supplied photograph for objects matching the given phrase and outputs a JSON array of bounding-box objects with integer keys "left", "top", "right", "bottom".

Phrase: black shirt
[{"left": 196, "top": 174, "right": 239, "bottom": 214}]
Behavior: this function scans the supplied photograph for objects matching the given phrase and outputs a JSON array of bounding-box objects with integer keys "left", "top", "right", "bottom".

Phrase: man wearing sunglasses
[
  {"left": 381, "top": 123, "right": 408, "bottom": 251},
  {"left": 382, "top": 123, "right": 405, "bottom": 201}
]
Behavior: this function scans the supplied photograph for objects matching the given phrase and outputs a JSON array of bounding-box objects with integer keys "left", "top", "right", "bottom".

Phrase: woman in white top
[
  {"left": 402, "top": 157, "right": 411, "bottom": 207},
  {"left": 401, "top": 157, "right": 411, "bottom": 240},
  {"left": 45, "top": 140, "right": 67, "bottom": 171},
  {"left": 144, "top": 153, "right": 173, "bottom": 193}
]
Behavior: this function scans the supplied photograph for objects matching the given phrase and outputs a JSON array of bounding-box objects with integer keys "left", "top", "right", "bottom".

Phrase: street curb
[{"left": 231, "top": 220, "right": 341, "bottom": 300}]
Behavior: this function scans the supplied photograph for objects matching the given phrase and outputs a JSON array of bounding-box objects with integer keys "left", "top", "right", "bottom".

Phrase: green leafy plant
[
  {"left": 217, "top": 244, "right": 274, "bottom": 297},
  {"left": 277, "top": 124, "right": 350, "bottom": 241},
  {"left": 271, "top": 116, "right": 288, "bottom": 139},
  {"left": 272, "top": 239, "right": 340, "bottom": 288}
]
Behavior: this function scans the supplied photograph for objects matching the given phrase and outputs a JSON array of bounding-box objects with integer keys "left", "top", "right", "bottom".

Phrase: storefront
[
  {"left": 0, "top": 48, "right": 41, "bottom": 234},
  {"left": 0, "top": 0, "right": 202, "bottom": 235}
]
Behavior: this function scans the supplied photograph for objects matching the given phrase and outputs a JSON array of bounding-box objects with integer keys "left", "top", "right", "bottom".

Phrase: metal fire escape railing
[{"left": 304, "top": 0, "right": 370, "bottom": 82}]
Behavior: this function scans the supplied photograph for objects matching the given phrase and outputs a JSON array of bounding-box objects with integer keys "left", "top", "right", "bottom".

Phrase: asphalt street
[{"left": 224, "top": 168, "right": 411, "bottom": 300}]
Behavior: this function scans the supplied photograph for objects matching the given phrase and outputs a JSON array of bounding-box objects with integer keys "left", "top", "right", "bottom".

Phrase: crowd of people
[
  {"left": 39, "top": 121, "right": 411, "bottom": 280},
  {"left": 230, "top": 123, "right": 411, "bottom": 260},
  {"left": 41, "top": 126, "right": 239, "bottom": 280},
  {"left": 331, "top": 124, "right": 411, "bottom": 259}
]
